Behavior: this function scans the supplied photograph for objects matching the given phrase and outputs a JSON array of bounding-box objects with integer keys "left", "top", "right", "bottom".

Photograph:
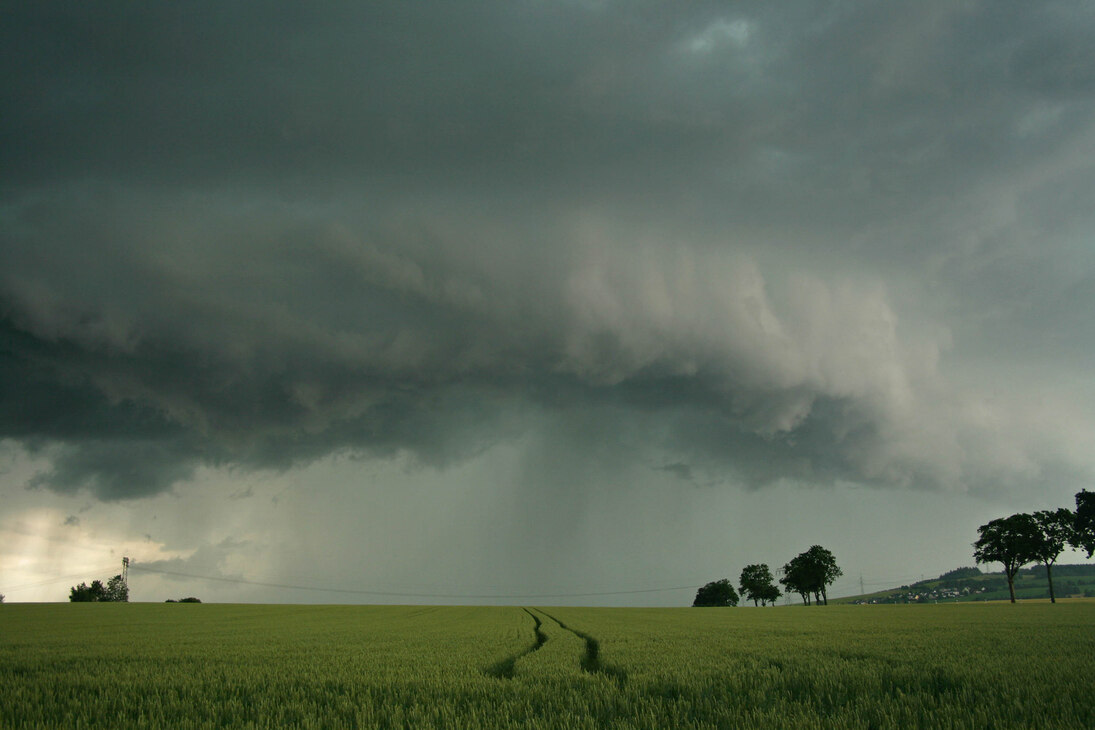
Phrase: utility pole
[
  {"left": 122, "top": 556, "right": 129, "bottom": 588},
  {"left": 859, "top": 574, "right": 864, "bottom": 595}
]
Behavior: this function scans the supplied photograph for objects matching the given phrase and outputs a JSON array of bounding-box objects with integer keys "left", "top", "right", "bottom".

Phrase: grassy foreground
[{"left": 2, "top": 601, "right": 1093, "bottom": 728}]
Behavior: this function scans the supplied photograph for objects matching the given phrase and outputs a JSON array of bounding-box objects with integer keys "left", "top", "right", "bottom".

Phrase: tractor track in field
[
  {"left": 484, "top": 608, "right": 547, "bottom": 679},
  {"left": 403, "top": 606, "right": 442, "bottom": 619},
  {"left": 533, "top": 609, "right": 627, "bottom": 685}
]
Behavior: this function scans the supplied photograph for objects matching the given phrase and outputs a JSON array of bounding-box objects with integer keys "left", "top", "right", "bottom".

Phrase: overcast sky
[{"left": 3, "top": 1, "right": 1094, "bottom": 605}]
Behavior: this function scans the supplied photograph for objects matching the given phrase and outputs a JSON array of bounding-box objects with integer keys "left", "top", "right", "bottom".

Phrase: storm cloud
[{"left": 3, "top": 0, "right": 1095, "bottom": 508}]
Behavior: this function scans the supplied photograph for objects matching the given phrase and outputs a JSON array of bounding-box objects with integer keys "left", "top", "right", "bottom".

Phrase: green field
[{"left": 2, "top": 602, "right": 1094, "bottom": 728}]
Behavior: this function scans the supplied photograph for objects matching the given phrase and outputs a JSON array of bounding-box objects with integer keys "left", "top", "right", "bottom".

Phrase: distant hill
[{"left": 832, "top": 564, "right": 1095, "bottom": 604}]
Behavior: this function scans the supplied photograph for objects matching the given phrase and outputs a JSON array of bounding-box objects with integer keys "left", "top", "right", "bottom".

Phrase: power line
[
  {"left": 5, "top": 561, "right": 939, "bottom": 601},
  {"left": 130, "top": 565, "right": 703, "bottom": 600}
]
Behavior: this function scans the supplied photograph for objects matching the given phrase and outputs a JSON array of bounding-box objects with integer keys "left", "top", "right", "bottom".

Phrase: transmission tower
[{"left": 122, "top": 556, "right": 129, "bottom": 587}]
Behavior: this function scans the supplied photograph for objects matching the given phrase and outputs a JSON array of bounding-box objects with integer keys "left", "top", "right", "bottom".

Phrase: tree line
[
  {"left": 693, "top": 545, "right": 841, "bottom": 607},
  {"left": 973, "top": 489, "right": 1094, "bottom": 603},
  {"left": 69, "top": 575, "right": 129, "bottom": 602}
]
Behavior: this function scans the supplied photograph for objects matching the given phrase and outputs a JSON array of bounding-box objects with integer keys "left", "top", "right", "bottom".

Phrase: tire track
[
  {"left": 484, "top": 608, "right": 547, "bottom": 679},
  {"left": 534, "top": 609, "right": 627, "bottom": 685},
  {"left": 403, "top": 606, "right": 442, "bottom": 619}
]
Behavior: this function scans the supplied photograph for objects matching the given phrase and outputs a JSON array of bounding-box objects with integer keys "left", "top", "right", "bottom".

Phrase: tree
[
  {"left": 779, "top": 555, "right": 813, "bottom": 606},
  {"left": 758, "top": 584, "right": 781, "bottom": 606},
  {"left": 973, "top": 513, "right": 1041, "bottom": 603},
  {"left": 69, "top": 580, "right": 106, "bottom": 602},
  {"left": 692, "top": 579, "right": 739, "bottom": 607},
  {"left": 69, "top": 575, "right": 128, "bottom": 602},
  {"left": 780, "top": 547, "right": 842, "bottom": 606},
  {"left": 105, "top": 574, "right": 129, "bottom": 603},
  {"left": 739, "top": 564, "right": 780, "bottom": 607},
  {"left": 1073, "top": 490, "right": 1095, "bottom": 558},
  {"left": 1030, "top": 509, "right": 1074, "bottom": 603},
  {"left": 800, "top": 545, "right": 842, "bottom": 606}
]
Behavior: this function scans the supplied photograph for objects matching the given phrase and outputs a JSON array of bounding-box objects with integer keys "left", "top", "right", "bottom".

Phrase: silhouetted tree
[
  {"left": 69, "top": 575, "right": 127, "bottom": 602},
  {"left": 1074, "top": 490, "right": 1095, "bottom": 558},
  {"left": 800, "top": 545, "right": 842, "bottom": 605},
  {"left": 779, "top": 555, "right": 813, "bottom": 606},
  {"left": 692, "top": 579, "right": 739, "bottom": 607},
  {"left": 973, "top": 514, "right": 1040, "bottom": 603},
  {"left": 69, "top": 580, "right": 106, "bottom": 602},
  {"left": 780, "top": 547, "right": 842, "bottom": 606},
  {"left": 105, "top": 574, "right": 129, "bottom": 602},
  {"left": 1030, "top": 508, "right": 1074, "bottom": 603},
  {"left": 739, "top": 564, "right": 780, "bottom": 606}
]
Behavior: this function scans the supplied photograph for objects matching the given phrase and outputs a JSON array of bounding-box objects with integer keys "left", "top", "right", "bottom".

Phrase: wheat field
[{"left": 2, "top": 601, "right": 1093, "bottom": 728}]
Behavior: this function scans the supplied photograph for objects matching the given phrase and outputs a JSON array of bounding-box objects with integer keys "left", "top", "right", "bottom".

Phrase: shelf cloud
[{"left": 4, "top": 2, "right": 1095, "bottom": 506}]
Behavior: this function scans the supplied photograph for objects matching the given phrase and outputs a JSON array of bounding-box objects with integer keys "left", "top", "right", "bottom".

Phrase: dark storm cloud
[
  {"left": 3, "top": 1, "right": 1095, "bottom": 499},
  {"left": 1, "top": 2, "right": 728, "bottom": 191}
]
